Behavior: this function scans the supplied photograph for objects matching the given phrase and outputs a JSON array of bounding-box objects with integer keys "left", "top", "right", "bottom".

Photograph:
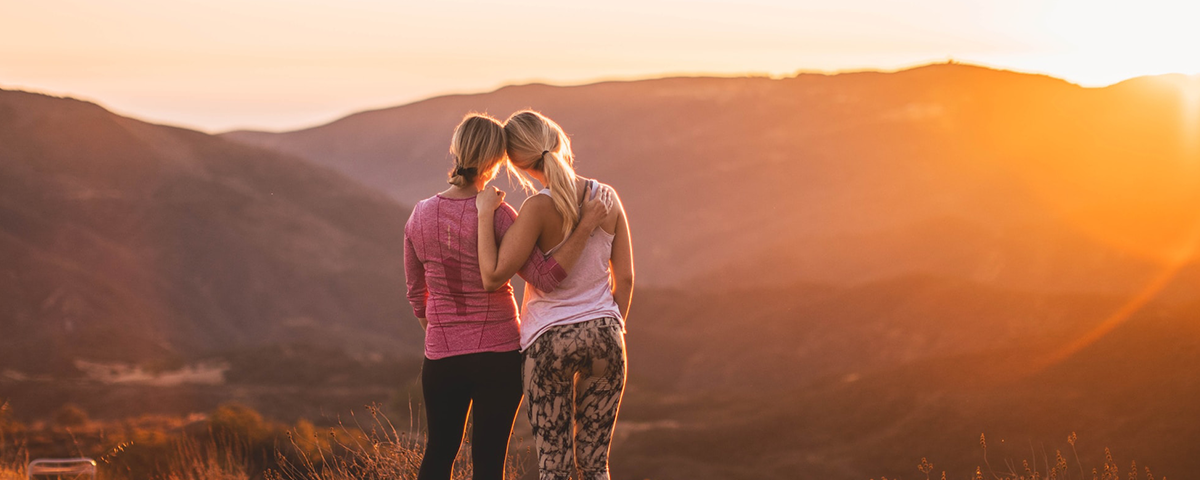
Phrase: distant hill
[
  {"left": 0, "top": 89, "right": 422, "bottom": 376},
  {"left": 223, "top": 63, "right": 1200, "bottom": 296},
  {"left": 5, "top": 65, "right": 1200, "bottom": 480},
  {"left": 614, "top": 278, "right": 1200, "bottom": 480},
  {"left": 216, "top": 67, "right": 1200, "bottom": 478}
]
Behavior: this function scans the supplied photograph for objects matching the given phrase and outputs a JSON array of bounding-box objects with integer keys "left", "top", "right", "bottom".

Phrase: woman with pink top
[
  {"left": 475, "top": 110, "right": 634, "bottom": 480},
  {"left": 403, "top": 113, "right": 607, "bottom": 480}
]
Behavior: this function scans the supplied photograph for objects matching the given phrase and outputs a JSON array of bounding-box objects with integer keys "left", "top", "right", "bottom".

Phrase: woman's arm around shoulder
[
  {"left": 477, "top": 188, "right": 549, "bottom": 291},
  {"left": 476, "top": 186, "right": 611, "bottom": 292},
  {"left": 492, "top": 201, "right": 562, "bottom": 292}
]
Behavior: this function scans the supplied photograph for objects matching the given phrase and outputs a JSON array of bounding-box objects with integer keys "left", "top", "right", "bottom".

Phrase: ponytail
[
  {"left": 446, "top": 113, "right": 506, "bottom": 187},
  {"left": 540, "top": 150, "right": 578, "bottom": 237},
  {"left": 503, "top": 110, "right": 582, "bottom": 237}
]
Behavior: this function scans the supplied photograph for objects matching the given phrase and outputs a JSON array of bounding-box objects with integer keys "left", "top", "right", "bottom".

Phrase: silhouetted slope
[
  {"left": 0, "top": 89, "right": 421, "bottom": 375},
  {"left": 5, "top": 65, "right": 1197, "bottom": 479},
  {"left": 614, "top": 280, "right": 1200, "bottom": 480},
  {"left": 223, "top": 63, "right": 1200, "bottom": 295}
]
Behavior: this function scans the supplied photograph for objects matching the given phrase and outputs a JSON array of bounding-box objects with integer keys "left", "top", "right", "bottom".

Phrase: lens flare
[{"left": 1182, "top": 75, "right": 1200, "bottom": 161}]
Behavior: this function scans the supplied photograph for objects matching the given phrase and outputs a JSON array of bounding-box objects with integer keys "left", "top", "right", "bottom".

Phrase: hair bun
[{"left": 454, "top": 166, "right": 478, "bottom": 177}]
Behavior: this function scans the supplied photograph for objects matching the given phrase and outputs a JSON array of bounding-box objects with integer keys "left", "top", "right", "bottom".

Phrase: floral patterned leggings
[{"left": 523, "top": 317, "right": 627, "bottom": 480}]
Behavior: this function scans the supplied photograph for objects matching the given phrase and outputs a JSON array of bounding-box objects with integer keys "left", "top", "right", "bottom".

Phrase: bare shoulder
[
  {"left": 593, "top": 180, "right": 624, "bottom": 211},
  {"left": 519, "top": 193, "right": 555, "bottom": 214}
]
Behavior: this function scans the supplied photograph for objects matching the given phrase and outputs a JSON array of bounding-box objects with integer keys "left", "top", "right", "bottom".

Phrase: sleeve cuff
[{"left": 546, "top": 256, "right": 568, "bottom": 284}]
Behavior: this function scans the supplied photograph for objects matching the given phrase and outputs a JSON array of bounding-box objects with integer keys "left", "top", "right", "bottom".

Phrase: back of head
[
  {"left": 448, "top": 113, "right": 507, "bottom": 187},
  {"left": 503, "top": 110, "right": 579, "bottom": 236}
]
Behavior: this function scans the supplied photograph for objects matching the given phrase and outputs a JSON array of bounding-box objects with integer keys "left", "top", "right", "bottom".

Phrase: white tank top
[{"left": 519, "top": 180, "right": 624, "bottom": 350}]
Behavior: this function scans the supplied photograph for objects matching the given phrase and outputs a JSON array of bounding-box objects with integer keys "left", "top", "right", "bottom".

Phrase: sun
[{"left": 1035, "top": 0, "right": 1200, "bottom": 85}]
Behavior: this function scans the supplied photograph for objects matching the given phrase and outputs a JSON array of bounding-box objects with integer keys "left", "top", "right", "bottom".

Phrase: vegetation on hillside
[
  {"left": 878, "top": 433, "right": 1165, "bottom": 480},
  {"left": 0, "top": 401, "right": 522, "bottom": 480}
]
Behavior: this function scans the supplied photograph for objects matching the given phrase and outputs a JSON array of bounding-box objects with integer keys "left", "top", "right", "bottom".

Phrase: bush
[
  {"left": 2, "top": 402, "right": 526, "bottom": 480},
  {"left": 52, "top": 404, "right": 90, "bottom": 428},
  {"left": 209, "top": 403, "right": 275, "bottom": 446}
]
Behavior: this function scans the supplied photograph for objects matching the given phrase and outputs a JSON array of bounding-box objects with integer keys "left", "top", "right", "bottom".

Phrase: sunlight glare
[
  {"left": 1039, "top": 214, "right": 1200, "bottom": 373},
  {"left": 1038, "top": 0, "right": 1200, "bottom": 85},
  {"left": 1182, "top": 74, "right": 1200, "bottom": 161}
]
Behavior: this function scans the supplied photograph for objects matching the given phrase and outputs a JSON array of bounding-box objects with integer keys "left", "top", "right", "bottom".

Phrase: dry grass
[
  {"left": 882, "top": 433, "right": 1164, "bottom": 480},
  {"left": 161, "top": 435, "right": 250, "bottom": 480},
  {"left": 1, "top": 400, "right": 525, "bottom": 480},
  {"left": 0, "top": 401, "right": 25, "bottom": 480},
  {"left": 0, "top": 466, "right": 23, "bottom": 480},
  {"left": 269, "top": 404, "right": 526, "bottom": 480}
]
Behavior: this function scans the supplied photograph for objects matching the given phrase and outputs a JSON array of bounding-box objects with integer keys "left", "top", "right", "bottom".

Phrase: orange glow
[
  {"left": 1181, "top": 76, "right": 1200, "bottom": 159},
  {"left": 3, "top": 0, "right": 1200, "bottom": 131},
  {"left": 1041, "top": 217, "right": 1200, "bottom": 370},
  {"left": 1033, "top": 74, "right": 1200, "bottom": 367}
]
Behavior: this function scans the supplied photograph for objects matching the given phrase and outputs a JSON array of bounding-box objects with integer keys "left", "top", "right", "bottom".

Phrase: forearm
[
  {"left": 614, "top": 278, "right": 633, "bottom": 321},
  {"left": 549, "top": 225, "right": 594, "bottom": 272},
  {"left": 418, "top": 317, "right": 428, "bottom": 331},
  {"left": 477, "top": 212, "right": 502, "bottom": 287},
  {"left": 519, "top": 250, "right": 568, "bottom": 292},
  {"left": 518, "top": 225, "right": 593, "bottom": 293}
]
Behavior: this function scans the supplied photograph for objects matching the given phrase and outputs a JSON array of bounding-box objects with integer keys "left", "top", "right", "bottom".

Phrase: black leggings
[{"left": 418, "top": 350, "right": 524, "bottom": 480}]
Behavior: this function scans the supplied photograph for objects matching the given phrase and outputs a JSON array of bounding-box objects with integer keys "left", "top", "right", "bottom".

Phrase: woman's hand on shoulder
[
  {"left": 476, "top": 186, "right": 505, "bottom": 215},
  {"left": 579, "top": 186, "right": 613, "bottom": 232}
]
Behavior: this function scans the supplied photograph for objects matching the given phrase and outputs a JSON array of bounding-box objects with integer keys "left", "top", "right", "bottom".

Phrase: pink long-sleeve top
[{"left": 404, "top": 194, "right": 568, "bottom": 359}]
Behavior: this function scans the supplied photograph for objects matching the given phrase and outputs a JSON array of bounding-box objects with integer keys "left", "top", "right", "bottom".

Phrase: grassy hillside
[{"left": 0, "top": 89, "right": 422, "bottom": 379}]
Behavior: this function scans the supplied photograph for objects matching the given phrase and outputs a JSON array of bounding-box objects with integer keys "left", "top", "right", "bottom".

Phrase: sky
[{"left": 2, "top": 0, "right": 1198, "bottom": 132}]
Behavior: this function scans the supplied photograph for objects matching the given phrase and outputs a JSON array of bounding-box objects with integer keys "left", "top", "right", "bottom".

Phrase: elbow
[
  {"left": 615, "top": 272, "right": 635, "bottom": 290},
  {"left": 482, "top": 277, "right": 506, "bottom": 292},
  {"left": 479, "top": 270, "right": 504, "bottom": 291}
]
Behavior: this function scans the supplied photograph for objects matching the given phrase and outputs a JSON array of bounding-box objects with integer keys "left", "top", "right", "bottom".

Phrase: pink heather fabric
[{"left": 404, "top": 194, "right": 568, "bottom": 360}]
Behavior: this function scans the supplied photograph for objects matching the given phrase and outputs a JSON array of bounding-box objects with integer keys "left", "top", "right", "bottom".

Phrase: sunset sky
[{"left": 2, "top": 0, "right": 1197, "bottom": 132}]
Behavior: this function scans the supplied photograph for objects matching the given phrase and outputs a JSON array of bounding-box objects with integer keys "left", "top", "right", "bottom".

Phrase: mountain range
[
  {"left": 225, "top": 63, "right": 1200, "bottom": 297},
  {"left": 0, "top": 88, "right": 421, "bottom": 377},
  {"left": 3, "top": 63, "right": 1200, "bottom": 479}
]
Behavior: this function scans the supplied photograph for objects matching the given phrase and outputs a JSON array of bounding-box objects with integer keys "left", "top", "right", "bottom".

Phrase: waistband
[{"left": 551, "top": 316, "right": 621, "bottom": 331}]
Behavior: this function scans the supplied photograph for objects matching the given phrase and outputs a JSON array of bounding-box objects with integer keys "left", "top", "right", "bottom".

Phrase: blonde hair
[
  {"left": 447, "top": 113, "right": 507, "bottom": 187},
  {"left": 503, "top": 110, "right": 580, "bottom": 237}
]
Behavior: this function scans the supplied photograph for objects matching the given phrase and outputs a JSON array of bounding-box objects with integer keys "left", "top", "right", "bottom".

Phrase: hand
[
  {"left": 578, "top": 187, "right": 613, "bottom": 232},
  {"left": 476, "top": 186, "right": 505, "bottom": 214}
]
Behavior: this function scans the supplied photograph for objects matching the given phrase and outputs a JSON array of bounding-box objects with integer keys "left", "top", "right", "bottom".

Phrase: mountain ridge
[
  {"left": 0, "top": 87, "right": 422, "bottom": 375},
  {"left": 220, "top": 62, "right": 1200, "bottom": 295}
]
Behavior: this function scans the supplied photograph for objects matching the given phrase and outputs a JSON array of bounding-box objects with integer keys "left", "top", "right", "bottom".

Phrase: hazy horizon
[
  {"left": 4, "top": 0, "right": 1199, "bottom": 132},
  {"left": 6, "top": 62, "right": 1200, "bottom": 135}
]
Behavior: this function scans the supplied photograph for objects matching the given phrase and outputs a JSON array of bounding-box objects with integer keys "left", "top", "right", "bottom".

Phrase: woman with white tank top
[{"left": 475, "top": 110, "right": 634, "bottom": 480}]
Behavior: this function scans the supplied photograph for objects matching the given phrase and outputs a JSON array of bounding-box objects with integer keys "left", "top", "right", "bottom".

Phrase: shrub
[
  {"left": 52, "top": 404, "right": 90, "bottom": 428},
  {"left": 209, "top": 403, "right": 275, "bottom": 446}
]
